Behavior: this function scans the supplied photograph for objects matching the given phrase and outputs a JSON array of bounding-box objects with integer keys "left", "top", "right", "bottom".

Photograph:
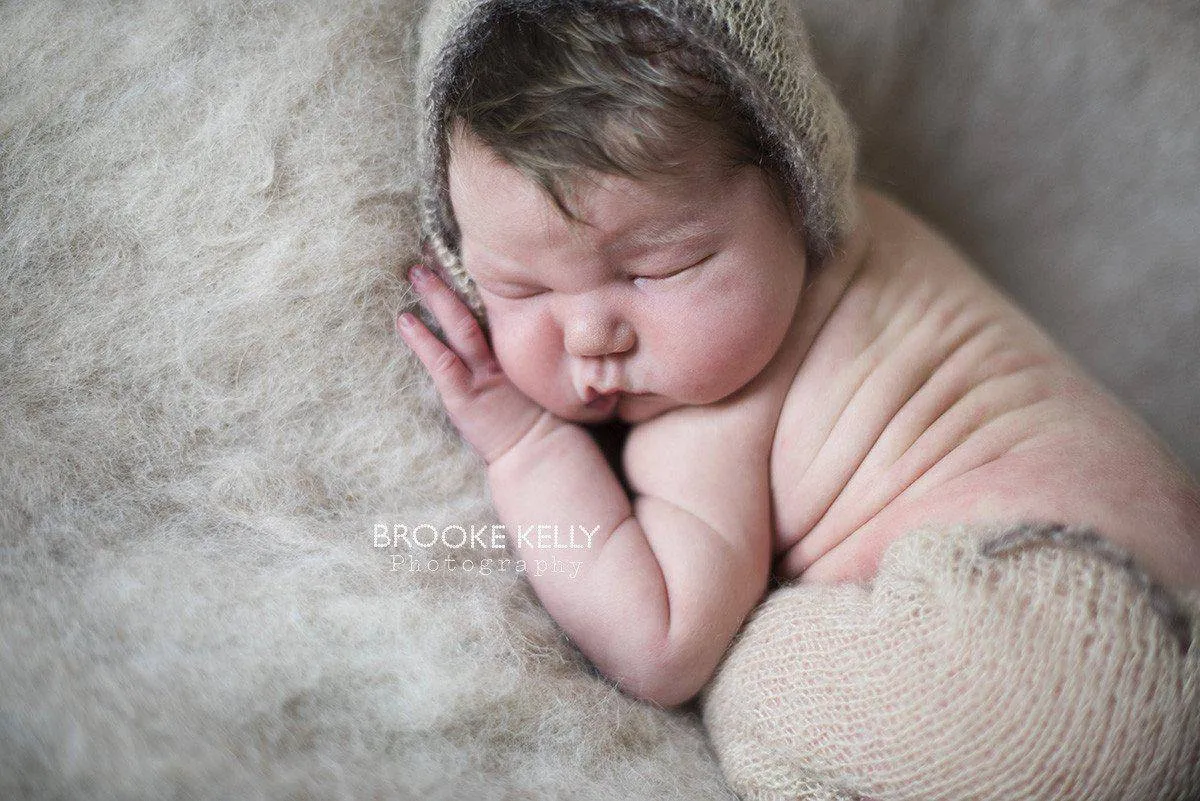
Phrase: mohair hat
[{"left": 414, "top": 0, "right": 858, "bottom": 315}]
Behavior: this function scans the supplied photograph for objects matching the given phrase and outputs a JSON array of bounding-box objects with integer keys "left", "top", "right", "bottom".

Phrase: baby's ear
[
  {"left": 760, "top": 168, "right": 803, "bottom": 234},
  {"left": 778, "top": 184, "right": 805, "bottom": 235},
  {"left": 789, "top": 198, "right": 806, "bottom": 234}
]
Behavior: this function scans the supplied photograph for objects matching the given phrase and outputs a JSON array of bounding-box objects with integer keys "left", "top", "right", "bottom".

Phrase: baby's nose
[{"left": 563, "top": 315, "right": 635, "bottom": 358}]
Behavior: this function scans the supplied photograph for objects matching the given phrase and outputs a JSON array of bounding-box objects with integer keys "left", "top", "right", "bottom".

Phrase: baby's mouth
[
  {"left": 583, "top": 387, "right": 622, "bottom": 411},
  {"left": 572, "top": 358, "right": 629, "bottom": 404}
]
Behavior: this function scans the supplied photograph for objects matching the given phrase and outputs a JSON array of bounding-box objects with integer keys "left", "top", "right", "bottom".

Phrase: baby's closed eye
[
  {"left": 478, "top": 280, "right": 549, "bottom": 300},
  {"left": 629, "top": 251, "right": 717, "bottom": 288}
]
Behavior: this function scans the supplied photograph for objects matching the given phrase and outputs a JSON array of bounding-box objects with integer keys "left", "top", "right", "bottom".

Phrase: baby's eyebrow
[
  {"left": 607, "top": 218, "right": 721, "bottom": 258},
  {"left": 460, "top": 243, "right": 527, "bottom": 278}
]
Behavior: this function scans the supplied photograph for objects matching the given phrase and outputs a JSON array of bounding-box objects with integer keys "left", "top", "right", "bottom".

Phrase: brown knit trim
[{"left": 980, "top": 521, "right": 1194, "bottom": 655}]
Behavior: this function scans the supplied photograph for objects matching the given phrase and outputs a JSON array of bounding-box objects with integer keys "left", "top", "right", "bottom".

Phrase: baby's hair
[{"left": 441, "top": 4, "right": 792, "bottom": 223}]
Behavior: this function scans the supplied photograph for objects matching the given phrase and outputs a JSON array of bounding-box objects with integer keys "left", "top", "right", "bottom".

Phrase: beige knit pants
[{"left": 701, "top": 523, "right": 1200, "bottom": 801}]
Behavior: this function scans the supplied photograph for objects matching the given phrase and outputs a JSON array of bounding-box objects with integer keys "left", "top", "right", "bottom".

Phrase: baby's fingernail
[
  {"left": 396, "top": 312, "right": 416, "bottom": 331},
  {"left": 408, "top": 264, "right": 429, "bottom": 284}
]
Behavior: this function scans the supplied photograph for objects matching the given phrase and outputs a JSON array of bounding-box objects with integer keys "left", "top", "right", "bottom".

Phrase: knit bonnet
[{"left": 414, "top": 0, "right": 858, "bottom": 315}]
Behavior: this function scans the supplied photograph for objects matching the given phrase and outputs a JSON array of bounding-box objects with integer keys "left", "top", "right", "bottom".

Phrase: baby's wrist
[{"left": 485, "top": 409, "right": 571, "bottom": 472}]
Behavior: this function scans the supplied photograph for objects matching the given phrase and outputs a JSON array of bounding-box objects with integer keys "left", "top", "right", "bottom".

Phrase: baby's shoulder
[
  {"left": 855, "top": 183, "right": 943, "bottom": 241},
  {"left": 854, "top": 184, "right": 985, "bottom": 286}
]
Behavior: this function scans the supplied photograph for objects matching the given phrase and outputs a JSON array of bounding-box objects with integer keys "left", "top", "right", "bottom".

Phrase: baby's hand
[{"left": 397, "top": 262, "right": 547, "bottom": 464}]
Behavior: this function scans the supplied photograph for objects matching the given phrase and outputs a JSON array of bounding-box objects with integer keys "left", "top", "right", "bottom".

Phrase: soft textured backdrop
[{"left": 2, "top": 1, "right": 1197, "bottom": 798}]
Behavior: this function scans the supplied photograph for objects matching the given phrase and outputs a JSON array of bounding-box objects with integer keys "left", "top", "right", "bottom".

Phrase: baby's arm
[
  {"left": 399, "top": 264, "right": 770, "bottom": 706},
  {"left": 489, "top": 407, "right": 771, "bottom": 706}
]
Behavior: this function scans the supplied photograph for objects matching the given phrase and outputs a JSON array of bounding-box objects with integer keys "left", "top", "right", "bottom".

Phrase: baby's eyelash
[
  {"left": 480, "top": 283, "right": 546, "bottom": 300},
  {"left": 507, "top": 289, "right": 547, "bottom": 300},
  {"left": 632, "top": 252, "right": 717, "bottom": 283}
]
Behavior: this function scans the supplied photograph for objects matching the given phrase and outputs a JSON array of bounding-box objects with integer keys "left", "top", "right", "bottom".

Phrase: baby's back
[{"left": 767, "top": 188, "right": 1200, "bottom": 590}]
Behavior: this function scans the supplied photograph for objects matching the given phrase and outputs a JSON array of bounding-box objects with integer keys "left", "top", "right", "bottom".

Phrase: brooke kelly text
[{"left": 373, "top": 523, "right": 599, "bottom": 551}]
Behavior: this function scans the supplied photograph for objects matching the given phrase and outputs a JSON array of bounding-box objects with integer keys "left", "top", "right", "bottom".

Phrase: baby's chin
[{"left": 617, "top": 393, "right": 682, "bottom": 423}]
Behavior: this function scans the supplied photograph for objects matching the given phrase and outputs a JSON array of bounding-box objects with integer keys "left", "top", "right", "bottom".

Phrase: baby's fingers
[
  {"left": 407, "top": 264, "right": 492, "bottom": 370},
  {"left": 395, "top": 311, "right": 473, "bottom": 400}
]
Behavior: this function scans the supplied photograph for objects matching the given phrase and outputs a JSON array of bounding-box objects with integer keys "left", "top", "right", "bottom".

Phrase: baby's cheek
[
  {"left": 707, "top": 330, "right": 766, "bottom": 382},
  {"left": 660, "top": 318, "right": 762, "bottom": 400},
  {"left": 698, "top": 292, "right": 784, "bottom": 363},
  {"left": 491, "top": 320, "right": 565, "bottom": 402}
]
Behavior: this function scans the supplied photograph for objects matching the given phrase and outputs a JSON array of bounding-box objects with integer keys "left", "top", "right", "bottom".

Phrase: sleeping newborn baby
[{"left": 404, "top": 1, "right": 1200, "bottom": 797}]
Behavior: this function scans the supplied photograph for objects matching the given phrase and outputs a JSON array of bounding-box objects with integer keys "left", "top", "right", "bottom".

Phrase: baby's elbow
[
  {"left": 614, "top": 645, "right": 715, "bottom": 708},
  {"left": 618, "top": 668, "right": 701, "bottom": 708}
]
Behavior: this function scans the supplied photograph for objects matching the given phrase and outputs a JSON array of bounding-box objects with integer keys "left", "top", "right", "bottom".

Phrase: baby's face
[{"left": 447, "top": 129, "right": 808, "bottom": 424}]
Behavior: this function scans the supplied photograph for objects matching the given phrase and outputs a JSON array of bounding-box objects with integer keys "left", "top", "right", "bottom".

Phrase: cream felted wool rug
[{"left": 3, "top": 1, "right": 1199, "bottom": 799}]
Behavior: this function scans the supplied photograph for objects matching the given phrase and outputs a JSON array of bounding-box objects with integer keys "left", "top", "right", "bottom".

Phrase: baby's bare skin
[
  {"left": 400, "top": 137, "right": 1200, "bottom": 706},
  {"left": 629, "top": 187, "right": 1200, "bottom": 592},
  {"left": 770, "top": 189, "right": 1200, "bottom": 589}
]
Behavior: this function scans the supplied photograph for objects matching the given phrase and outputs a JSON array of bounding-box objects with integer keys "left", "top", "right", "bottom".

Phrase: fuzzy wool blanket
[{"left": 3, "top": 1, "right": 1199, "bottom": 798}]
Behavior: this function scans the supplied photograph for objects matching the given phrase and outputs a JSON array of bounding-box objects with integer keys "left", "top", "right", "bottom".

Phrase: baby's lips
[{"left": 570, "top": 370, "right": 592, "bottom": 403}]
